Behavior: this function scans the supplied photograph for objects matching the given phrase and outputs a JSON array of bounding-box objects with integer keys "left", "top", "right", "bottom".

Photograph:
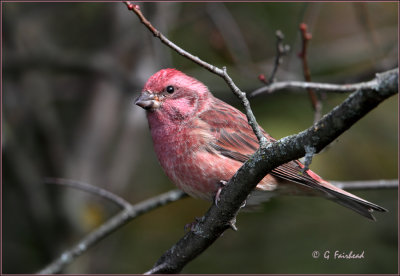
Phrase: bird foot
[
  {"left": 227, "top": 199, "right": 246, "bottom": 231},
  {"left": 228, "top": 217, "right": 238, "bottom": 231},
  {"left": 215, "top": 180, "right": 228, "bottom": 207},
  {"left": 184, "top": 217, "right": 201, "bottom": 232}
]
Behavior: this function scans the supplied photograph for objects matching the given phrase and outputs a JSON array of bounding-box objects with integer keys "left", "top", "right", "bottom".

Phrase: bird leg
[
  {"left": 214, "top": 180, "right": 228, "bottom": 206},
  {"left": 215, "top": 180, "right": 248, "bottom": 231},
  {"left": 184, "top": 217, "right": 202, "bottom": 232},
  {"left": 228, "top": 217, "right": 238, "bottom": 231},
  {"left": 215, "top": 180, "right": 247, "bottom": 208}
]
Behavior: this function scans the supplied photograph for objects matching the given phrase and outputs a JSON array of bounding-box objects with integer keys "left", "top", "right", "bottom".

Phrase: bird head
[{"left": 135, "top": 69, "right": 211, "bottom": 123}]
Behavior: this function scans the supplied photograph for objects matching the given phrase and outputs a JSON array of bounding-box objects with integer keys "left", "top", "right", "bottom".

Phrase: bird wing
[
  {"left": 198, "top": 97, "right": 386, "bottom": 220},
  {"left": 198, "top": 97, "right": 323, "bottom": 188}
]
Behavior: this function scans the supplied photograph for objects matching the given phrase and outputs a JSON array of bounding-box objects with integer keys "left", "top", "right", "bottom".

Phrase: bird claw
[
  {"left": 228, "top": 217, "right": 238, "bottom": 231},
  {"left": 184, "top": 217, "right": 201, "bottom": 232},
  {"left": 215, "top": 180, "right": 228, "bottom": 207},
  {"left": 214, "top": 179, "right": 243, "bottom": 231}
]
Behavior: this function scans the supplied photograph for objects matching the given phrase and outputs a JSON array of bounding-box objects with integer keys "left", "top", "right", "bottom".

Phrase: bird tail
[
  {"left": 253, "top": 177, "right": 388, "bottom": 220},
  {"left": 315, "top": 181, "right": 388, "bottom": 221}
]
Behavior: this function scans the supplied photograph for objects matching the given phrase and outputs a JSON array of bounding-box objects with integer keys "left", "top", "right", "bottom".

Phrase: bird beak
[{"left": 135, "top": 91, "right": 161, "bottom": 111}]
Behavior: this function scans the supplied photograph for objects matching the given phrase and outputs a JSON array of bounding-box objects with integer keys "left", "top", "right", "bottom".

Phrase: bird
[{"left": 135, "top": 68, "right": 387, "bottom": 220}]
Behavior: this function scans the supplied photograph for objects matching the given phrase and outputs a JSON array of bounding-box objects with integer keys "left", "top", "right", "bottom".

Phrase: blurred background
[{"left": 2, "top": 2, "right": 398, "bottom": 274}]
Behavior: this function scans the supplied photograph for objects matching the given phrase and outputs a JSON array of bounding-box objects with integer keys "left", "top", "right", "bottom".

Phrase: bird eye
[{"left": 166, "top": 85, "right": 175, "bottom": 94}]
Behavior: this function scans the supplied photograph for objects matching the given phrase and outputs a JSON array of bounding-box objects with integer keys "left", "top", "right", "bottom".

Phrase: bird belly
[
  {"left": 151, "top": 126, "right": 279, "bottom": 203},
  {"left": 162, "top": 149, "right": 281, "bottom": 203},
  {"left": 160, "top": 147, "right": 244, "bottom": 201}
]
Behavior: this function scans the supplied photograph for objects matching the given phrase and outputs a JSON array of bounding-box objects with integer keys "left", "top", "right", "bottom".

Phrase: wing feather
[{"left": 197, "top": 97, "right": 386, "bottom": 219}]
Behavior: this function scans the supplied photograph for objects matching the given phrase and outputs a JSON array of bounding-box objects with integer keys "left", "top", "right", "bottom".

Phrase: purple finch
[{"left": 135, "top": 68, "right": 386, "bottom": 220}]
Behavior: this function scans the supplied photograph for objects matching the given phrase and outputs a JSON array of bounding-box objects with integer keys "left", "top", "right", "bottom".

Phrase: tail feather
[
  {"left": 321, "top": 186, "right": 387, "bottom": 221},
  {"left": 267, "top": 162, "right": 388, "bottom": 220},
  {"left": 260, "top": 173, "right": 388, "bottom": 220}
]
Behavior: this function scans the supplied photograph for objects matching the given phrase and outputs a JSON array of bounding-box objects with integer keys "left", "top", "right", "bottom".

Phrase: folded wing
[{"left": 199, "top": 97, "right": 387, "bottom": 220}]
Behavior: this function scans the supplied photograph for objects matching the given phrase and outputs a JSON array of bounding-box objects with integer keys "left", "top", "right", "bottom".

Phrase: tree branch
[
  {"left": 38, "top": 176, "right": 397, "bottom": 274},
  {"left": 298, "top": 23, "right": 319, "bottom": 112},
  {"left": 249, "top": 74, "right": 388, "bottom": 97},
  {"left": 124, "top": 1, "right": 267, "bottom": 147},
  {"left": 298, "top": 23, "right": 323, "bottom": 123},
  {"left": 331, "top": 179, "right": 398, "bottom": 190},
  {"left": 37, "top": 188, "right": 187, "bottom": 274},
  {"left": 258, "top": 30, "right": 290, "bottom": 85},
  {"left": 144, "top": 68, "right": 398, "bottom": 274},
  {"left": 125, "top": 2, "right": 398, "bottom": 273},
  {"left": 269, "top": 30, "right": 290, "bottom": 83},
  {"left": 44, "top": 178, "right": 132, "bottom": 209}
]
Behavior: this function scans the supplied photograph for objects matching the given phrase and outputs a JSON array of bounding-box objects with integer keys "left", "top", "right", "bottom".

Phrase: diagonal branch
[
  {"left": 125, "top": 2, "right": 398, "bottom": 274},
  {"left": 37, "top": 187, "right": 187, "bottom": 274},
  {"left": 331, "top": 179, "right": 398, "bottom": 190},
  {"left": 36, "top": 177, "right": 397, "bottom": 274},
  {"left": 143, "top": 64, "right": 398, "bottom": 274},
  {"left": 258, "top": 30, "right": 290, "bottom": 85},
  {"left": 268, "top": 30, "right": 290, "bottom": 84},
  {"left": 249, "top": 74, "right": 389, "bottom": 97},
  {"left": 124, "top": 1, "right": 267, "bottom": 147},
  {"left": 298, "top": 22, "right": 323, "bottom": 123},
  {"left": 44, "top": 178, "right": 132, "bottom": 209}
]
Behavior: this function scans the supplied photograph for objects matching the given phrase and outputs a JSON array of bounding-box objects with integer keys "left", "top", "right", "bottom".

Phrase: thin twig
[
  {"left": 37, "top": 187, "right": 187, "bottom": 274},
  {"left": 124, "top": 1, "right": 267, "bottom": 147},
  {"left": 331, "top": 179, "right": 398, "bottom": 190},
  {"left": 45, "top": 177, "right": 132, "bottom": 209},
  {"left": 249, "top": 77, "right": 381, "bottom": 97},
  {"left": 268, "top": 30, "right": 290, "bottom": 84},
  {"left": 143, "top": 68, "right": 398, "bottom": 274},
  {"left": 298, "top": 23, "right": 323, "bottom": 123},
  {"left": 125, "top": 2, "right": 399, "bottom": 272},
  {"left": 258, "top": 30, "right": 290, "bottom": 85},
  {"left": 298, "top": 23, "right": 316, "bottom": 100}
]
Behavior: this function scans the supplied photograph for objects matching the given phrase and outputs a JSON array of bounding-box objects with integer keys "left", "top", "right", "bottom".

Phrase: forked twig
[
  {"left": 38, "top": 178, "right": 187, "bottom": 274},
  {"left": 44, "top": 177, "right": 131, "bottom": 209},
  {"left": 124, "top": 1, "right": 267, "bottom": 147},
  {"left": 268, "top": 30, "right": 290, "bottom": 84},
  {"left": 125, "top": 2, "right": 398, "bottom": 274},
  {"left": 298, "top": 23, "right": 323, "bottom": 123},
  {"left": 250, "top": 77, "right": 382, "bottom": 97}
]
